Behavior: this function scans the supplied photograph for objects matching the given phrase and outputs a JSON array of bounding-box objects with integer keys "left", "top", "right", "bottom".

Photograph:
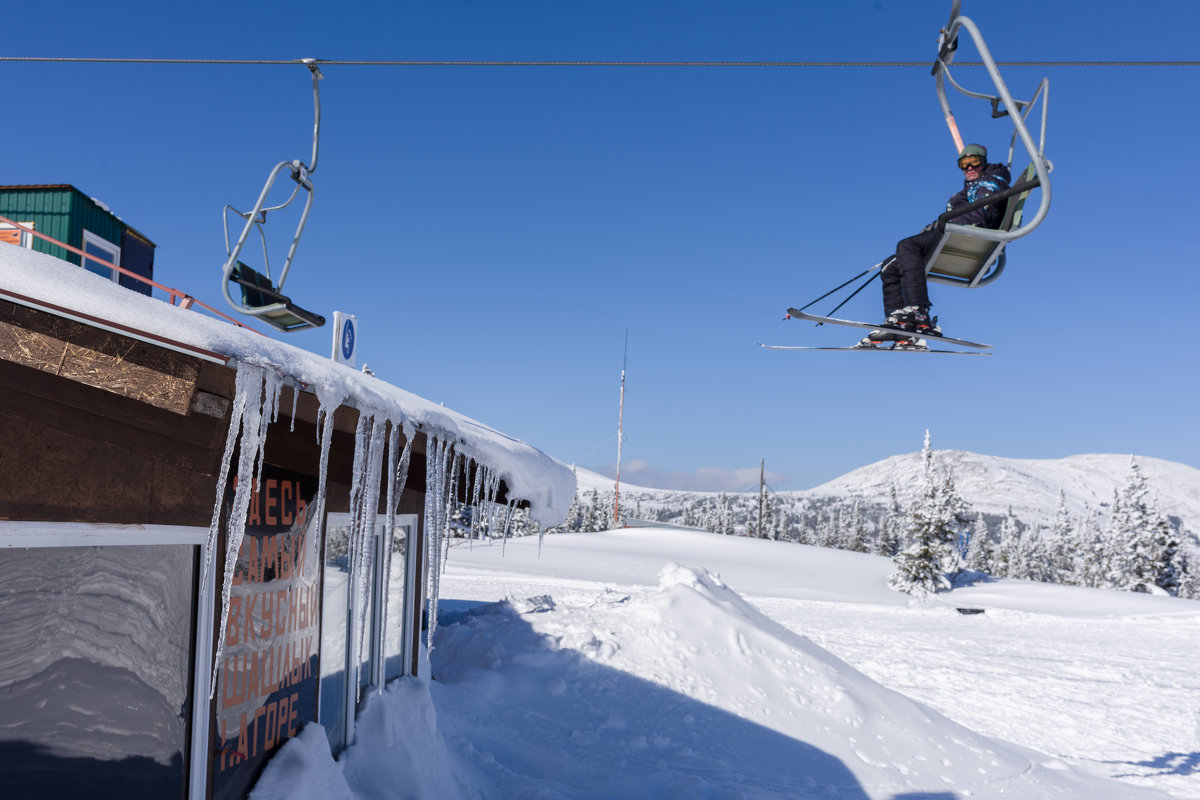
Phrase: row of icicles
[{"left": 203, "top": 361, "right": 520, "bottom": 701}]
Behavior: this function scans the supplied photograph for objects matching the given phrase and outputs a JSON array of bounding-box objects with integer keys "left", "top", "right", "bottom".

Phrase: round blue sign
[{"left": 340, "top": 317, "right": 356, "bottom": 360}]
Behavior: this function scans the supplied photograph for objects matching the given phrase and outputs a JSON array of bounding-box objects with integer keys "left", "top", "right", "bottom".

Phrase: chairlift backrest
[
  {"left": 925, "top": 162, "right": 1038, "bottom": 289},
  {"left": 1002, "top": 162, "right": 1038, "bottom": 231}
]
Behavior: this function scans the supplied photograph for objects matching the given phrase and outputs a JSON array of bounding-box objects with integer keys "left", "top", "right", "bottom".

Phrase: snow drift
[{"left": 252, "top": 528, "right": 1191, "bottom": 799}]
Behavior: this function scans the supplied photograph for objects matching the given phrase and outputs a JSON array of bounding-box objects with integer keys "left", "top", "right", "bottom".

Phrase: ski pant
[{"left": 880, "top": 228, "right": 941, "bottom": 315}]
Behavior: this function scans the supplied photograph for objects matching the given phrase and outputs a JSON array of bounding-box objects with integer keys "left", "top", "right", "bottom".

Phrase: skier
[{"left": 860, "top": 144, "right": 1010, "bottom": 348}]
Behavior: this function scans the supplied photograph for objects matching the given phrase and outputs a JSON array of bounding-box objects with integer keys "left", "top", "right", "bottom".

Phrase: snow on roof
[{"left": 0, "top": 244, "right": 575, "bottom": 526}]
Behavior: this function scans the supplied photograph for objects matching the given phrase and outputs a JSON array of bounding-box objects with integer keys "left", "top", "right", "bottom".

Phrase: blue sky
[{"left": 5, "top": 1, "right": 1198, "bottom": 491}]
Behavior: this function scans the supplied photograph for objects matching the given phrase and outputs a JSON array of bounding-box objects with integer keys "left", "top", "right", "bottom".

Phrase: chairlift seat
[
  {"left": 228, "top": 262, "right": 326, "bottom": 332},
  {"left": 925, "top": 162, "right": 1038, "bottom": 288}
]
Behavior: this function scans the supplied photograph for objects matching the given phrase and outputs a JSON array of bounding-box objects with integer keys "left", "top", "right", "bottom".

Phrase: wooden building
[{"left": 0, "top": 245, "right": 572, "bottom": 799}]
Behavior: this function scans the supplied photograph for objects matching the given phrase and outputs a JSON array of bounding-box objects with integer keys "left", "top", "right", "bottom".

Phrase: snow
[
  {"left": 807, "top": 451, "right": 1200, "bottom": 536},
  {"left": 252, "top": 527, "right": 1198, "bottom": 800},
  {"left": 0, "top": 245, "right": 576, "bottom": 528}
]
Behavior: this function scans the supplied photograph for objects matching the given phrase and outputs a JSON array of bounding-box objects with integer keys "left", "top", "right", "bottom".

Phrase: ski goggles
[{"left": 958, "top": 156, "right": 985, "bottom": 171}]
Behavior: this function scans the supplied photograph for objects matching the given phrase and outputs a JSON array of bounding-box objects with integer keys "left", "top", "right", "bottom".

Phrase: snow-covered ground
[{"left": 252, "top": 527, "right": 1199, "bottom": 800}]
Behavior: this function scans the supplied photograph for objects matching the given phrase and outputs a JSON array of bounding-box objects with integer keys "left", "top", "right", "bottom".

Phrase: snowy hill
[
  {"left": 809, "top": 450, "right": 1200, "bottom": 533},
  {"left": 251, "top": 527, "right": 1198, "bottom": 800},
  {"left": 576, "top": 450, "right": 1200, "bottom": 538}
]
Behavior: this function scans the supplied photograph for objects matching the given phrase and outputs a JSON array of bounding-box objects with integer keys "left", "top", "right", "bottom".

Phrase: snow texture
[{"left": 252, "top": 527, "right": 1198, "bottom": 800}]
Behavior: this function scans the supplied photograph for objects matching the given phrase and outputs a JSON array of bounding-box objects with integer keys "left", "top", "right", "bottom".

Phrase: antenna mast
[{"left": 614, "top": 331, "right": 628, "bottom": 527}]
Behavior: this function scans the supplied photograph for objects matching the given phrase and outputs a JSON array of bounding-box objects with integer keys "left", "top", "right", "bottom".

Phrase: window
[
  {"left": 0, "top": 522, "right": 213, "bottom": 800},
  {"left": 81, "top": 229, "right": 121, "bottom": 282},
  {"left": 318, "top": 512, "right": 417, "bottom": 753}
]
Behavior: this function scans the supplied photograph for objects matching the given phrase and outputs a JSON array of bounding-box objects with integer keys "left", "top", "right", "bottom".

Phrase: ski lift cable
[{"left": 0, "top": 55, "right": 1196, "bottom": 67}]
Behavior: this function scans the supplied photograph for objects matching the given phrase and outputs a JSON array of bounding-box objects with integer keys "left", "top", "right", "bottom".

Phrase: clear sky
[{"left": 5, "top": 1, "right": 1198, "bottom": 491}]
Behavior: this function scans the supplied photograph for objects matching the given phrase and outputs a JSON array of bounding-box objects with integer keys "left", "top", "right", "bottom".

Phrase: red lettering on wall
[
  {"left": 264, "top": 479, "right": 279, "bottom": 526},
  {"left": 280, "top": 481, "right": 294, "bottom": 525}
]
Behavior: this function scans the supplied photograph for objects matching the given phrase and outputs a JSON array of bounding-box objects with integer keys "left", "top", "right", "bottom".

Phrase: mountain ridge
[{"left": 576, "top": 451, "right": 1200, "bottom": 537}]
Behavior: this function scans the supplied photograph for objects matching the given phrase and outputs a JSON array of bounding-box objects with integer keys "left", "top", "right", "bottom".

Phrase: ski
[
  {"left": 785, "top": 308, "right": 993, "bottom": 350},
  {"left": 758, "top": 342, "right": 990, "bottom": 356}
]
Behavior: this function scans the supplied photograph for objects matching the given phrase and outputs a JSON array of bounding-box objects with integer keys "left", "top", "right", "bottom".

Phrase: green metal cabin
[{"left": 0, "top": 184, "right": 155, "bottom": 297}]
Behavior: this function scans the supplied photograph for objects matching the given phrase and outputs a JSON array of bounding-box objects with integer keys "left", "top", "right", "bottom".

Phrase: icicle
[
  {"left": 446, "top": 449, "right": 463, "bottom": 548},
  {"left": 207, "top": 363, "right": 283, "bottom": 698},
  {"left": 424, "top": 436, "right": 454, "bottom": 652},
  {"left": 203, "top": 362, "right": 252, "bottom": 591},
  {"left": 378, "top": 420, "right": 412, "bottom": 693},
  {"left": 468, "top": 459, "right": 483, "bottom": 544},
  {"left": 442, "top": 450, "right": 461, "bottom": 575},
  {"left": 486, "top": 469, "right": 502, "bottom": 541},
  {"left": 307, "top": 396, "right": 339, "bottom": 570},
  {"left": 289, "top": 380, "right": 300, "bottom": 432},
  {"left": 392, "top": 423, "right": 414, "bottom": 517},
  {"left": 500, "top": 499, "right": 516, "bottom": 555},
  {"left": 346, "top": 411, "right": 386, "bottom": 700},
  {"left": 264, "top": 369, "right": 284, "bottom": 427}
]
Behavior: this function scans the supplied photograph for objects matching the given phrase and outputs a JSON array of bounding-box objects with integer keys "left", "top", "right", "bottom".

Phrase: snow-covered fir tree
[
  {"left": 1045, "top": 490, "right": 1076, "bottom": 584},
  {"left": 1072, "top": 507, "right": 1107, "bottom": 588},
  {"left": 889, "top": 431, "right": 967, "bottom": 596},
  {"left": 1015, "top": 521, "right": 1053, "bottom": 583},
  {"left": 1149, "top": 497, "right": 1186, "bottom": 595},
  {"left": 992, "top": 507, "right": 1021, "bottom": 579},
  {"left": 842, "top": 500, "right": 870, "bottom": 553},
  {"left": 580, "top": 489, "right": 601, "bottom": 533},
  {"left": 1105, "top": 458, "right": 1166, "bottom": 592},
  {"left": 815, "top": 509, "right": 837, "bottom": 548},
  {"left": 964, "top": 511, "right": 992, "bottom": 573},
  {"left": 876, "top": 485, "right": 904, "bottom": 557}
]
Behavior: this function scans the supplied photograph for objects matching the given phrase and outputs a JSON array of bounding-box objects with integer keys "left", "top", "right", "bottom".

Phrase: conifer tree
[
  {"left": 877, "top": 485, "right": 905, "bottom": 557},
  {"left": 815, "top": 508, "right": 837, "bottom": 548},
  {"left": 844, "top": 499, "right": 869, "bottom": 553},
  {"left": 888, "top": 431, "right": 963, "bottom": 596},
  {"left": 964, "top": 511, "right": 992, "bottom": 573},
  {"left": 1017, "top": 521, "right": 1053, "bottom": 582},
  {"left": 937, "top": 471, "right": 970, "bottom": 579},
  {"left": 1046, "top": 490, "right": 1076, "bottom": 584},
  {"left": 993, "top": 508, "right": 1022, "bottom": 578},
  {"left": 582, "top": 488, "right": 601, "bottom": 532},
  {"left": 1149, "top": 498, "right": 1185, "bottom": 595},
  {"left": 1073, "top": 507, "right": 1107, "bottom": 588},
  {"left": 1105, "top": 458, "right": 1160, "bottom": 592}
]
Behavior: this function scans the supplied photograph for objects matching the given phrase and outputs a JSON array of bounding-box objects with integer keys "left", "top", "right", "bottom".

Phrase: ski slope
[{"left": 251, "top": 527, "right": 1198, "bottom": 799}]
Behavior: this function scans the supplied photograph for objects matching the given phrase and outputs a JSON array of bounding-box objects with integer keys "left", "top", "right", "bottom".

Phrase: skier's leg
[
  {"left": 894, "top": 232, "right": 936, "bottom": 310},
  {"left": 879, "top": 254, "right": 903, "bottom": 316}
]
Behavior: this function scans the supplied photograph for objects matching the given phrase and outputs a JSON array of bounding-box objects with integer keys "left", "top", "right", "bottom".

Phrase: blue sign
[
  {"left": 331, "top": 312, "right": 357, "bottom": 367},
  {"left": 340, "top": 317, "right": 356, "bottom": 360}
]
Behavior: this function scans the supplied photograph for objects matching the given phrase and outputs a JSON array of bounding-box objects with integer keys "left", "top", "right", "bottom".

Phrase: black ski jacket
[{"left": 946, "top": 163, "right": 1011, "bottom": 229}]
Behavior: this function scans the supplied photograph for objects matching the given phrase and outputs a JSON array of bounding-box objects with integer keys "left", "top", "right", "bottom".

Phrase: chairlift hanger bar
[{"left": 0, "top": 56, "right": 1196, "bottom": 67}]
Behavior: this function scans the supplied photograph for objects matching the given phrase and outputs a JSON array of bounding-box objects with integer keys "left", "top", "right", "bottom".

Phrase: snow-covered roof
[{"left": 0, "top": 244, "right": 575, "bottom": 526}]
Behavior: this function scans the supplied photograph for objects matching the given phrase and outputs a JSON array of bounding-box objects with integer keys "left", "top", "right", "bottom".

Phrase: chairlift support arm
[
  {"left": 221, "top": 60, "right": 326, "bottom": 330},
  {"left": 932, "top": 3, "right": 1051, "bottom": 245}
]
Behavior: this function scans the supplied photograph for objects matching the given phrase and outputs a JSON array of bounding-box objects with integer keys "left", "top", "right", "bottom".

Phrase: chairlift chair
[
  {"left": 923, "top": 0, "right": 1053, "bottom": 289},
  {"left": 221, "top": 60, "right": 327, "bottom": 332},
  {"left": 787, "top": 2, "right": 1053, "bottom": 327}
]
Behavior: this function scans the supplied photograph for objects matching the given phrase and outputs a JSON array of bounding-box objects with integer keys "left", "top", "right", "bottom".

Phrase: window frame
[
  {"left": 81, "top": 228, "right": 122, "bottom": 282},
  {"left": 320, "top": 512, "right": 418, "bottom": 751},
  {"left": 0, "top": 521, "right": 214, "bottom": 800}
]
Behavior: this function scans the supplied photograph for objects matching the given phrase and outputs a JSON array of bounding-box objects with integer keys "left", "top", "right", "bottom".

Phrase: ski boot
[
  {"left": 893, "top": 337, "right": 930, "bottom": 351},
  {"left": 885, "top": 306, "right": 942, "bottom": 337}
]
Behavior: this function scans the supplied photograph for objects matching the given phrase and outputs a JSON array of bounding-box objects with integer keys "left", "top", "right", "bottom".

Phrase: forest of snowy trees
[
  {"left": 445, "top": 437, "right": 1197, "bottom": 601},
  {"left": 521, "top": 437, "right": 1197, "bottom": 601}
]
